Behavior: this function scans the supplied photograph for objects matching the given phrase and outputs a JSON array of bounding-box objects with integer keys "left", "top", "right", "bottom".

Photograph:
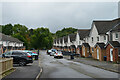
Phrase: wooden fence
[{"left": 0, "top": 58, "right": 13, "bottom": 78}]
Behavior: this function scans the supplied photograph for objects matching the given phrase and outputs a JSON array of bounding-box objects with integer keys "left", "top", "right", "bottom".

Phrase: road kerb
[
  {"left": 64, "top": 56, "right": 120, "bottom": 73},
  {"left": 35, "top": 67, "right": 43, "bottom": 80}
]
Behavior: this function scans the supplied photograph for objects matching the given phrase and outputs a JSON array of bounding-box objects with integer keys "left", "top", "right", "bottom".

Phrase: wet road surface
[{"left": 39, "top": 50, "right": 119, "bottom": 80}]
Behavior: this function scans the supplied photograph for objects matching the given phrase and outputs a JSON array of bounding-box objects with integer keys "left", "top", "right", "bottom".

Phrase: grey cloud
[{"left": 2, "top": 2, "right": 118, "bottom": 33}]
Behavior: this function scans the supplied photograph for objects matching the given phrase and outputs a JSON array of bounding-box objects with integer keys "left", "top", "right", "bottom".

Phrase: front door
[
  {"left": 83, "top": 47, "right": 85, "bottom": 56},
  {"left": 110, "top": 48, "right": 113, "bottom": 61},
  {"left": 97, "top": 49, "right": 99, "bottom": 59}
]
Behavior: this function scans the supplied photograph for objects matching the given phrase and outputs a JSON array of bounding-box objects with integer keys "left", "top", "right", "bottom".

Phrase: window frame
[
  {"left": 91, "top": 37, "right": 93, "bottom": 43},
  {"left": 115, "top": 33, "right": 118, "bottom": 39},
  {"left": 104, "top": 36, "right": 106, "bottom": 41},
  {"left": 97, "top": 37, "right": 99, "bottom": 41}
]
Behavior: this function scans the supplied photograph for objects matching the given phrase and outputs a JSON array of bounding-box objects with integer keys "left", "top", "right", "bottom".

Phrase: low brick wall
[{"left": 0, "top": 58, "right": 13, "bottom": 78}]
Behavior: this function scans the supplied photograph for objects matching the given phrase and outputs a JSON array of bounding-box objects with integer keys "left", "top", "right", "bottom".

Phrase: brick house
[
  {"left": 94, "top": 43, "right": 106, "bottom": 61},
  {"left": 105, "top": 41, "right": 120, "bottom": 62},
  {"left": 76, "top": 45, "right": 82, "bottom": 55},
  {"left": 63, "top": 36, "right": 68, "bottom": 51},
  {"left": 82, "top": 43, "right": 90, "bottom": 57},
  {"left": 86, "top": 18, "right": 120, "bottom": 55},
  {"left": 76, "top": 29, "right": 90, "bottom": 54},
  {"left": 68, "top": 33, "right": 77, "bottom": 53}
]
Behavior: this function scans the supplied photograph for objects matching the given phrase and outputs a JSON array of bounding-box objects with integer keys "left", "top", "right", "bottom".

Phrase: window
[
  {"left": 5, "top": 51, "right": 12, "bottom": 55},
  {"left": 79, "top": 41, "right": 81, "bottom": 45},
  {"left": 116, "top": 33, "right": 118, "bottom": 39},
  {"left": 97, "top": 37, "right": 99, "bottom": 41},
  {"left": 91, "top": 37, "right": 93, "bottom": 42},
  {"left": 104, "top": 36, "right": 106, "bottom": 40},
  {"left": 12, "top": 52, "right": 23, "bottom": 55},
  {"left": 92, "top": 48, "right": 94, "bottom": 52}
]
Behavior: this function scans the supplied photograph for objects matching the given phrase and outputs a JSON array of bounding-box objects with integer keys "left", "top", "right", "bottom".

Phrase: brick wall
[{"left": 106, "top": 44, "right": 119, "bottom": 62}]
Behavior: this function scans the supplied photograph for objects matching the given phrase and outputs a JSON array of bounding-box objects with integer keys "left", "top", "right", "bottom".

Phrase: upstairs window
[
  {"left": 104, "top": 36, "right": 106, "bottom": 40},
  {"left": 97, "top": 37, "right": 99, "bottom": 41},
  {"left": 92, "top": 37, "right": 93, "bottom": 43},
  {"left": 116, "top": 33, "right": 118, "bottom": 39}
]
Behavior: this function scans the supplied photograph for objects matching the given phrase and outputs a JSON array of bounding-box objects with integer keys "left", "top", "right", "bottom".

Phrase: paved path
[
  {"left": 39, "top": 50, "right": 119, "bottom": 80},
  {"left": 64, "top": 55, "right": 120, "bottom": 73}
]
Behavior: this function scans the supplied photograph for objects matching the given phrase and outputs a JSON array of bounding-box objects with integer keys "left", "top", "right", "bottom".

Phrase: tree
[
  {"left": 2, "top": 24, "right": 13, "bottom": 35},
  {"left": 55, "top": 27, "right": 77, "bottom": 38}
]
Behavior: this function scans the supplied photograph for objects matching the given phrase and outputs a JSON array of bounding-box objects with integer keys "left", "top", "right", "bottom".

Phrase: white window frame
[{"left": 115, "top": 33, "right": 118, "bottom": 39}]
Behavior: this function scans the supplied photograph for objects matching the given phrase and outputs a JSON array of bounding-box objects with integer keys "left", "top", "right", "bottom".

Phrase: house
[
  {"left": 68, "top": 33, "right": 77, "bottom": 53},
  {"left": 63, "top": 36, "right": 68, "bottom": 51},
  {"left": 87, "top": 18, "right": 120, "bottom": 55},
  {"left": 59, "top": 38, "right": 63, "bottom": 50},
  {"left": 105, "top": 41, "right": 120, "bottom": 62},
  {"left": 81, "top": 43, "right": 90, "bottom": 57},
  {"left": 56, "top": 38, "right": 59, "bottom": 50},
  {"left": 76, "top": 29, "right": 90, "bottom": 54},
  {"left": 76, "top": 45, "right": 82, "bottom": 55},
  {"left": 109, "top": 23, "right": 120, "bottom": 43},
  {"left": 0, "top": 33, "right": 24, "bottom": 52},
  {"left": 94, "top": 43, "right": 106, "bottom": 61}
]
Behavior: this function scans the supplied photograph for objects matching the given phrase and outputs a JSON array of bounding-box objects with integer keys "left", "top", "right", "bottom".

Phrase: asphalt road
[
  {"left": 39, "top": 50, "right": 119, "bottom": 80},
  {"left": 2, "top": 59, "right": 40, "bottom": 80}
]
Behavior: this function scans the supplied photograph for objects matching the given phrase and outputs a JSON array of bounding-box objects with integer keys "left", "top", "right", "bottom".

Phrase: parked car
[
  {"left": 47, "top": 50, "right": 52, "bottom": 55},
  {"left": 2, "top": 50, "right": 33, "bottom": 66},
  {"left": 50, "top": 51, "right": 56, "bottom": 56},
  {"left": 22, "top": 50, "right": 38, "bottom": 60},
  {"left": 54, "top": 51, "right": 63, "bottom": 58},
  {"left": 51, "top": 49, "right": 57, "bottom": 53}
]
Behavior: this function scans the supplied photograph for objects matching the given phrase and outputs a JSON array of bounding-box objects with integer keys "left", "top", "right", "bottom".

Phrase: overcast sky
[{"left": 1, "top": 0, "right": 119, "bottom": 33}]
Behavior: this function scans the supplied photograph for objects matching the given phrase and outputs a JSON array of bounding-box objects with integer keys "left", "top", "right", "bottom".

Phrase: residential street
[{"left": 39, "top": 50, "right": 119, "bottom": 80}]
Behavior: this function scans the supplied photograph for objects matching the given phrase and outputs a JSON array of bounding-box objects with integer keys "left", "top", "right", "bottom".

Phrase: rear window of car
[
  {"left": 48, "top": 50, "right": 51, "bottom": 52},
  {"left": 12, "top": 52, "right": 24, "bottom": 55}
]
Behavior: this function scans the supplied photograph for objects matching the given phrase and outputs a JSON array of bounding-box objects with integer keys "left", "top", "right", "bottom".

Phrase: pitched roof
[
  {"left": 111, "top": 23, "right": 120, "bottom": 32},
  {"left": 78, "top": 29, "right": 90, "bottom": 40},
  {"left": 93, "top": 18, "right": 120, "bottom": 34},
  {"left": 63, "top": 36, "right": 68, "bottom": 43},
  {"left": 59, "top": 37, "right": 63, "bottom": 44},
  {"left": 56, "top": 38, "right": 59, "bottom": 44},
  {"left": 94, "top": 43, "right": 105, "bottom": 49},
  {"left": 82, "top": 43, "right": 90, "bottom": 48},
  {"left": 105, "top": 41, "right": 120, "bottom": 48},
  {"left": 69, "top": 33, "right": 76, "bottom": 42},
  {"left": 0, "top": 33, "right": 23, "bottom": 43}
]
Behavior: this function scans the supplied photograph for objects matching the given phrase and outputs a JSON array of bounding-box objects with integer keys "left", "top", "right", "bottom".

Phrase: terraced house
[
  {"left": 53, "top": 18, "right": 120, "bottom": 62},
  {"left": 0, "top": 33, "right": 25, "bottom": 54}
]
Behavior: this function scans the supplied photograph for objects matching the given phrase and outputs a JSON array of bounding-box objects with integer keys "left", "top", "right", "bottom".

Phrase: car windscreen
[
  {"left": 27, "top": 52, "right": 32, "bottom": 55},
  {"left": 48, "top": 50, "right": 52, "bottom": 52}
]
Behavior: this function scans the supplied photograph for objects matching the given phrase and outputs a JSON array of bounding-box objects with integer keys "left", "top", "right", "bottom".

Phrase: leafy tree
[
  {"left": 55, "top": 27, "right": 77, "bottom": 38},
  {"left": 2, "top": 24, "right": 13, "bottom": 35}
]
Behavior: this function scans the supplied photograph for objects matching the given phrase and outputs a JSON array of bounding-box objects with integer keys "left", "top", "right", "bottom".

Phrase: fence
[{"left": 0, "top": 58, "right": 13, "bottom": 78}]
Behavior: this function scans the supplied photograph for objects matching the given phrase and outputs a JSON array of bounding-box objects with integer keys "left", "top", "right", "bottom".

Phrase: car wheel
[{"left": 19, "top": 60, "right": 26, "bottom": 66}]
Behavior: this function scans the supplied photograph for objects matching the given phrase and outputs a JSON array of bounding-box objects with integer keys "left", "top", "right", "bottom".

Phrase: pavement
[
  {"left": 39, "top": 50, "right": 119, "bottom": 80},
  {"left": 2, "top": 57, "right": 41, "bottom": 80},
  {"left": 63, "top": 55, "right": 120, "bottom": 73}
]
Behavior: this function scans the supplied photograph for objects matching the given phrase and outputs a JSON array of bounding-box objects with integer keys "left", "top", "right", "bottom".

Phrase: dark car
[
  {"left": 2, "top": 50, "right": 33, "bottom": 66},
  {"left": 47, "top": 50, "right": 52, "bottom": 55}
]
